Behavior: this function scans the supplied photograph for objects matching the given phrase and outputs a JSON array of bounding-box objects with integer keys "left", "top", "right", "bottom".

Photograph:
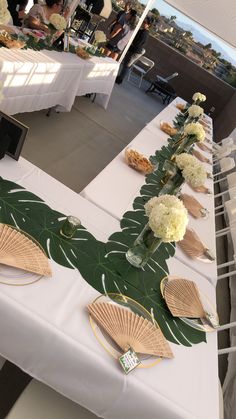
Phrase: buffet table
[
  {"left": 81, "top": 98, "right": 217, "bottom": 285},
  {"left": 0, "top": 156, "right": 219, "bottom": 419},
  {"left": 0, "top": 48, "right": 119, "bottom": 114}
]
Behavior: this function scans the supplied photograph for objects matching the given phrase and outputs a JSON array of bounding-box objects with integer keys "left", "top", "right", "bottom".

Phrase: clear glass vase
[
  {"left": 159, "top": 161, "right": 184, "bottom": 196},
  {"left": 171, "top": 134, "right": 196, "bottom": 155},
  {"left": 126, "top": 224, "right": 162, "bottom": 268}
]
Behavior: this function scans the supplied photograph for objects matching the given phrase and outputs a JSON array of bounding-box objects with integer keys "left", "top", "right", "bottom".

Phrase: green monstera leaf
[
  {"left": 77, "top": 238, "right": 206, "bottom": 346},
  {"left": 0, "top": 178, "right": 96, "bottom": 269}
]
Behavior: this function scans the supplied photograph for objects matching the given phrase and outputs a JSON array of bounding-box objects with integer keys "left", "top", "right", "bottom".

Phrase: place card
[{"left": 119, "top": 347, "right": 141, "bottom": 374}]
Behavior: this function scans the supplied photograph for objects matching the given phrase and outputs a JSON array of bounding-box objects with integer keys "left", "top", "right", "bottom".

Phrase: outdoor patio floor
[{"left": 17, "top": 79, "right": 164, "bottom": 193}]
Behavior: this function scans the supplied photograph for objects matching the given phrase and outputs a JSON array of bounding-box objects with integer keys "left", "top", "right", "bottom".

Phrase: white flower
[
  {"left": 175, "top": 153, "right": 198, "bottom": 170},
  {"left": 192, "top": 92, "right": 206, "bottom": 102},
  {"left": 145, "top": 194, "right": 184, "bottom": 216},
  {"left": 49, "top": 14, "right": 67, "bottom": 31},
  {"left": 184, "top": 122, "right": 205, "bottom": 142},
  {"left": 0, "top": 0, "right": 12, "bottom": 25},
  {"left": 145, "top": 195, "right": 188, "bottom": 242},
  {"left": 94, "top": 30, "right": 106, "bottom": 43},
  {"left": 188, "top": 104, "right": 204, "bottom": 118},
  {"left": 182, "top": 163, "right": 207, "bottom": 187}
]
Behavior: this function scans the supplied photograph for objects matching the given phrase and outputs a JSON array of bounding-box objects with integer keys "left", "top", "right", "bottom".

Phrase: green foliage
[
  {"left": 151, "top": 7, "right": 160, "bottom": 17},
  {"left": 204, "top": 43, "right": 212, "bottom": 49}
]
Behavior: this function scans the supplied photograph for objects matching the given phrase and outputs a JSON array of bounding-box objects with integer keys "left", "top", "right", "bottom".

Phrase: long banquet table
[
  {"left": 0, "top": 47, "right": 119, "bottom": 114},
  {"left": 81, "top": 98, "right": 217, "bottom": 285},
  {"left": 0, "top": 156, "right": 219, "bottom": 419}
]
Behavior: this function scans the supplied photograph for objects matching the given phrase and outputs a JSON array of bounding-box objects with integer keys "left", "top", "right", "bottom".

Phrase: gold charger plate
[
  {"left": 89, "top": 293, "right": 162, "bottom": 369},
  {"left": 160, "top": 276, "right": 219, "bottom": 332}
]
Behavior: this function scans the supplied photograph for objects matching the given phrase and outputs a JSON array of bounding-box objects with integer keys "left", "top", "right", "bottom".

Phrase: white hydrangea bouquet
[
  {"left": 187, "top": 104, "right": 204, "bottom": 122},
  {"left": 184, "top": 122, "right": 205, "bottom": 142},
  {"left": 49, "top": 14, "right": 67, "bottom": 31},
  {"left": 0, "top": 0, "right": 12, "bottom": 25},
  {"left": 192, "top": 92, "right": 206, "bottom": 105},
  {"left": 173, "top": 121, "right": 206, "bottom": 155},
  {"left": 126, "top": 195, "right": 188, "bottom": 268},
  {"left": 174, "top": 91, "right": 206, "bottom": 130},
  {"left": 175, "top": 153, "right": 207, "bottom": 188},
  {"left": 94, "top": 30, "right": 106, "bottom": 45},
  {"left": 45, "top": 13, "right": 67, "bottom": 45}
]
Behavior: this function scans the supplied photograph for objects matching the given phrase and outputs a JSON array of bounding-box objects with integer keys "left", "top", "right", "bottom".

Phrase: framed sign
[{"left": 0, "top": 112, "right": 29, "bottom": 161}]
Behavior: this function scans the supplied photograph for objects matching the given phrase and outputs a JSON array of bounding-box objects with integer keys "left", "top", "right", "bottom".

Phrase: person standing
[
  {"left": 104, "top": 9, "right": 137, "bottom": 59},
  {"left": 108, "top": 1, "right": 132, "bottom": 32},
  {"left": 7, "top": 0, "right": 28, "bottom": 26},
  {"left": 115, "top": 16, "right": 153, "bottom": 85}
]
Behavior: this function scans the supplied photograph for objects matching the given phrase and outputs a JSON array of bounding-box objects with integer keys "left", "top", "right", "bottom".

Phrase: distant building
[
  {"left": 186, "top": 51, "right": 203, "bottom": 66},
  {"left": 214, "top": 62, "right": 230, "bottom": 79}
]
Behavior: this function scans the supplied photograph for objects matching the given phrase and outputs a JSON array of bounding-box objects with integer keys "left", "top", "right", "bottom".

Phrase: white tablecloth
[
  {"left": 81, "top": 98, "right": 217, "bottom": 285},
  {"left": 0, "top": 48, "right": 119, "bottom": 113},
  {"left": 0, "top": 156, "right": 219, "bottom": 419}
]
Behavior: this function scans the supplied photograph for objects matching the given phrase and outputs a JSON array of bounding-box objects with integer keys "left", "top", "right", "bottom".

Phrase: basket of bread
[
  {"left": 125, "top": 148, "right": 154, "bottom": 174},
  {"left": 0, "top": 32, "right": 25, "bottom": 49},
  {"left": 176, "top": 103, "right": 186, "bottom": 112},
  {"left": 75, "top": 47, "right": 91, "bottom": 59},
  {"left": 160, "top": 121, "right": 178, "bottom": 137}
]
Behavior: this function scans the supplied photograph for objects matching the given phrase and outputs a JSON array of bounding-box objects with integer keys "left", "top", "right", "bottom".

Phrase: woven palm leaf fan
[
  {"left": 196, "top": 142, "right": 212, "bottom": 154},
  {"left": 180, "top": 193, "right": 208, "bottom": 219},
  {"left": 190, "top": 184, "right": 211, "bottom": 194},
  {"left": 0, "top": 224, "right": 52, "bottom": 277},
  {"left": 88, "top": 302, "right": 173, "bottom": 358},
  {"left": 178, "top": 228, "right": 215, "bottom": 261},
  {"left": 162, "top": 277, "right": 205, "bottom": 318},
  {"left": 193, "top": 149, "right": 211, "bottom": 164}
]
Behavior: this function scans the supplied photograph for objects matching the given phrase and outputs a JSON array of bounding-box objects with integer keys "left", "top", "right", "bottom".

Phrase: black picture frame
[{"left": 0, "top": 111, "right": 29, "bottom": 161}]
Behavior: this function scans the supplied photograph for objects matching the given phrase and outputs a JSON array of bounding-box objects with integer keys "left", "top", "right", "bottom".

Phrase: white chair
[
  {"left": 214, "top": 172, "right": 236, "bottom": 212},
  {"left": 215, "top": 187, "right": 236, "bottom": 213},
  {"left": 214, "top": 172, "right": 236, "bottom": 187},
  {"left": 156, "top": 72, "right": 179, "bottom": 83},
  {"left": 218, "top": 322, "right": 236, "bottom": 355},
  {"left": 215, "top": 177, "right": 236, "bottom": 199},
  {"left": 215, "top": 132, "right": 236, "bottom": 147},
  {"left": 6, "top": 379, "right": 99, "bottom": 419},
  {"left": 216, "top": 200, "right": 236, "bottom": 239},
  {"left": 221, "top": 137, "right": 235, "bottom": 147},
  {"left": 217, "top": 225, "right": 236, "bottom": 279},
  {"left": 127, "top": 56, "right": 155, "bottom": 88},
  {"left": 213, "top": 145, "right": 234, "bottom": 162},
  {"left": 213, "top": 158, "right": 235, "bottom": 178}
]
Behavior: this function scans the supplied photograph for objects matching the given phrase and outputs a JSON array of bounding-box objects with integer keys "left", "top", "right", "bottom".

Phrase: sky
[{"left": 142, "top": 0, "right": 236, "bottom": 65}]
